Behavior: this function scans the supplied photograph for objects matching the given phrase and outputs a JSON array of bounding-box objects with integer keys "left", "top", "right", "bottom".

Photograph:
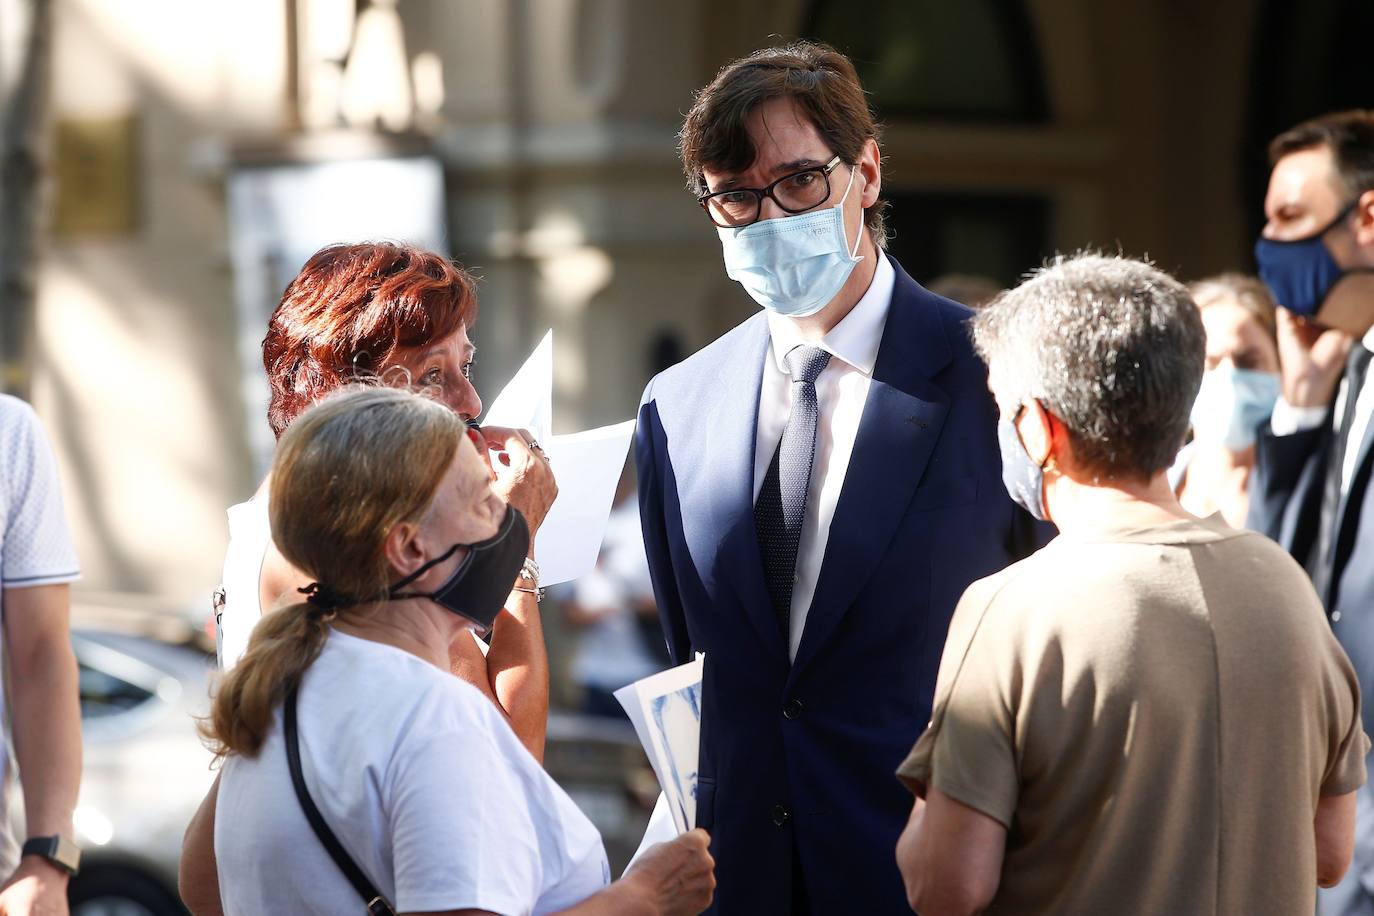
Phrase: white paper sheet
[
  {"left": 626, "top": 793, "right": 676, "bottom": 874},
  {"left": 482, "top": 331, "right": 634, "bottom": 586},
  {"left": 614, "top": 655, "right": 704, "bottom": 836},
  {"left": 483, "top": 331, "right": 553, "bottom": 442}
]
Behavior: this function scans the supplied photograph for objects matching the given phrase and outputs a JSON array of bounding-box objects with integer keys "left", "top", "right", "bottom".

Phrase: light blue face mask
[
  {"left": 717, "top": 165, "right": 864, "bottom": 318},
  {"left": 1189, "top": 365, "right": 1281, "bottom": 451},
  {"left": 997, "top": 407, "right": 1047, "bottom": 522}
]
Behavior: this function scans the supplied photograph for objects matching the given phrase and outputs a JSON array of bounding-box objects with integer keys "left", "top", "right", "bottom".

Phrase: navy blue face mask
[
  {"left": 997, "top": 406, "right": 1047, "bottom": 522},
  {"left": 1254, "top": 200, "right": 1372, "bottom": 317},
  {"left": 387, "top": 506, "right": 530, "bottom": 632}
]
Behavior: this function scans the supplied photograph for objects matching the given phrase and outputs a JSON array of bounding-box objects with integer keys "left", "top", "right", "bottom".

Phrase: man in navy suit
[
  {"left": 1247, "top": 111, "right": 1374, "bottom": 916},
  {"left": 634, "top": 42, "right": 1046, "bottom": 914}
]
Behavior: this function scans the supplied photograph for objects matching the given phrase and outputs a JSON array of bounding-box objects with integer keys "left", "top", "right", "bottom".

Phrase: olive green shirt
[{"left": 898, "top": 514, "right": 1367, "bottom": 916}]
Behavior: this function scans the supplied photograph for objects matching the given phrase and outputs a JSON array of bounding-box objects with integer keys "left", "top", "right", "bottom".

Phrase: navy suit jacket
[
  {"left": 634, "top": 256, "right": 1046, "bottom": 914},
  {"left": 1249, "top": 388, "right": 1374, "bottom": 912}
]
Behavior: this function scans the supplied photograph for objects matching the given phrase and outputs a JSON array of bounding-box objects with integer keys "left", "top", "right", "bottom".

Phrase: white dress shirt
[
  {"left": 1270, "top": 325, "right": 1374, "bottom": 493},
  {"left": 752, "top": 254, "right": 895, "bottom": 660}
]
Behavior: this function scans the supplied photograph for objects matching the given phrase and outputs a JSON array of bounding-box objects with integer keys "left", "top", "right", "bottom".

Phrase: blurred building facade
[{"left": 11, "top": 0, "right": 1371, "bottom": 614}]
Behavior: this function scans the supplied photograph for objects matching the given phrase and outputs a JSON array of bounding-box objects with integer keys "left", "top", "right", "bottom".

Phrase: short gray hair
[{"left": 971, "top": 253, "right": 1205, "bottom": 480}]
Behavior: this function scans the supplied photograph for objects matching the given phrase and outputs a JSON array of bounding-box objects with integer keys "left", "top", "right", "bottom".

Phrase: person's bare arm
[
  {"left": 475, "top": 427, "right": 556, "bottom": 762},
  {"left": 178, "top": 774, "right": 224, "bottom": 915},
  {"left": 1316, "top": 791, "right": 1357, "bottom": 888},
  {"left": 895, "top": 789, "right": 1006, "bottom": 915},
  {"left": 482, "top": 584, "right": 549, "bottom": 762},
  {"left": 401, "top": 829, "right": 715, "bottom": 916},
  {"left": 445, "top": 585, "right": 549, "bottom": 762},
  {"left": 0, "top": 584, "right": 81, "bottom": 914}
]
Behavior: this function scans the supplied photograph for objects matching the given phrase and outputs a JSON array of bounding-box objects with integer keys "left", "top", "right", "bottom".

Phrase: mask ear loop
[
  {"left": 1015, "top": 401, "right": 1057, "bottom": 472},
  {"left": 388, "top": 542, "right": 465, "bottom": 596},
  {"left": 836, "top": 163, "right": 865, "bottom": 261}
]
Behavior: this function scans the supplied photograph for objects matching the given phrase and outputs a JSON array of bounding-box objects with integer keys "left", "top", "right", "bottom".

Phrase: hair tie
[{"left": 298, "top": 581, "right": 348, "bottom": 615}]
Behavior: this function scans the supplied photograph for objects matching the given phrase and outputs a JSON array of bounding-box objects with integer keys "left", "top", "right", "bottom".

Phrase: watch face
[{"left": 53, "top": 835, "right": 81, "bottom": 873}]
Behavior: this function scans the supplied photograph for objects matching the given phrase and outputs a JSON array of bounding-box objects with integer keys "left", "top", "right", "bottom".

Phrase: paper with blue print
[{"left": 615, "top": 654, "right": 704, "bottom": 834}]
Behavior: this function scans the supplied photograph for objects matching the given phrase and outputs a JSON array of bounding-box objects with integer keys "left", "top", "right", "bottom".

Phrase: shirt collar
[
  {"left": 766, "top": 253, "right": 895, "bottom": 376},
  {"left": 1361, "top": 325, "right": 1374, "bottom": 352}
]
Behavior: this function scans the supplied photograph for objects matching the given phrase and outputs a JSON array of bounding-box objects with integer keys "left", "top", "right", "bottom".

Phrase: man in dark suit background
[
  {"left": 1248, "top": 110, "right": 1374, "bottom": 916},
  {"left": 634, "top": 41, "right": 1046, "bottom": 914}
]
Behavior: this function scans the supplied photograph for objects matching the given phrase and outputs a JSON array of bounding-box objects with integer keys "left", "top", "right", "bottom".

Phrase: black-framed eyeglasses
[{"left": 698, "top": 156, "right": 843, "bottom": 228}]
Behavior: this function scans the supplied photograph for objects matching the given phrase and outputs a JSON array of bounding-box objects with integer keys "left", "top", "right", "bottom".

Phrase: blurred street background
[{"left": 0, "top": 0, "right": 1370, "bottom": 912}]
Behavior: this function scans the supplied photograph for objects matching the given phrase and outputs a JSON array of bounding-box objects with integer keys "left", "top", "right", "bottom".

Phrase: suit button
[
  {"left": 783, "top": 699, "right": 804, "bottom": 719},
  {"left": 772, "top": 804, "right": 790, "bottom": 826}
]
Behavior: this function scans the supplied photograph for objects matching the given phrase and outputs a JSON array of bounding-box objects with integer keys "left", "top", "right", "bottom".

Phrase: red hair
[{"left": 262, "top": 242, "right": 478, "bottom": 439}]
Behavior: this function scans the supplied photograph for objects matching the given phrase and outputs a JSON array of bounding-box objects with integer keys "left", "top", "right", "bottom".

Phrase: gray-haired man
[{"left": 897, "top": 254, "right": 1365, "bottom": 914}]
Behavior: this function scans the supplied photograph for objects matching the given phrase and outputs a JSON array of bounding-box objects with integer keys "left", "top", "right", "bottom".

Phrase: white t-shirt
[
  {"left": 0, "top": 395, "right": 80, "bottom": 874},
  {"left": 215, "top": 630, "right": 609, "bottom": 915},
  {"left": 215, "top": 497, "right": 271, "bottom": 669}
]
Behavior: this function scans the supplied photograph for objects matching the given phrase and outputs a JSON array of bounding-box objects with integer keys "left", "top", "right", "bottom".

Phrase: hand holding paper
[
  {"left": 482, "top": 331, "right": 636, "bottom": 586},
  {"left": 480, "top": 426, "right": 559, "bottom": 533}
]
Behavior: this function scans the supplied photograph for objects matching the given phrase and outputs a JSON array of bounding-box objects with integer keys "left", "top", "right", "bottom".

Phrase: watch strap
[{"left": 21, "top": 835, "right": 80, "bottom": 875}]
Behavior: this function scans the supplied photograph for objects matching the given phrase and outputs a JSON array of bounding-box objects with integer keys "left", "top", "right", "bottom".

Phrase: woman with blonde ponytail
[{"left": 189, "top": 387, "right": 715, "bottom": 916}]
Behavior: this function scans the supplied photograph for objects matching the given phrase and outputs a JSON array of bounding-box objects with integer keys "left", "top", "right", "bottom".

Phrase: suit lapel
[
  {"left": 789, "top": 259, "right": 955, "bottom": 681},
  {"left": 684, "top": 316, "right": 788, "bottom": 661}
]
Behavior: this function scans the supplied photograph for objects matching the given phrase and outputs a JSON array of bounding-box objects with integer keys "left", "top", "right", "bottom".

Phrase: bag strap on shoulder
[{"left": 285, "top": 685, "right": 396, "bottom": 916}]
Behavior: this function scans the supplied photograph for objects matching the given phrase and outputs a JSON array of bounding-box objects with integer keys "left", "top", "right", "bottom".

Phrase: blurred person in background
[
  {"left": 188, "top": 386, "right": 714, "bottom": 916},
  {"left": 895, "top": 254, "right": 1365, "bottom": 915},
  {"left": 0, "top": 397, "right": 82, "bottom": 916},
  {"left": 637, "top": 41, "right": 1046, "bottom": 914},
  {"left": 1171, "top": 274, "right": 1281, "bottom": 526},
  {"left": 1248, "top": 110, "right": 1374, "bottom": 916},
  {"left": 925, "top": 274, "right": 1003, "bottom": 310},
  {"left": 559, "top": 466, "right": 668, "bottom": 718}
]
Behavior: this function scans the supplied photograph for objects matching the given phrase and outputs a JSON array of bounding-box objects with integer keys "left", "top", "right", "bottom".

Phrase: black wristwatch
[{"left": 21, "top": 835, "right": 80, "bottom": 876}]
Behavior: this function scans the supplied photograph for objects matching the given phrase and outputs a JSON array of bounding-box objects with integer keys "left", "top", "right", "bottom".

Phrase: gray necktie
[
  {"left": 1312, "top": 342, "right": 1374, "bottom": 605},
  {"left": 755, "top": 345, "right": 832, "bottom": 640}
]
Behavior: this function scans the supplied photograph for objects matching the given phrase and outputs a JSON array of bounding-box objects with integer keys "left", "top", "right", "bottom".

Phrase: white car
[{"left": 67, "top": 630, "right": 215, "bottom": 916}]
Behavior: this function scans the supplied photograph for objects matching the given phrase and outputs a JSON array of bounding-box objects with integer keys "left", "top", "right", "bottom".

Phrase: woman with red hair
[{"left": 215, "top": 242, "right": 557, "bottom": 758}]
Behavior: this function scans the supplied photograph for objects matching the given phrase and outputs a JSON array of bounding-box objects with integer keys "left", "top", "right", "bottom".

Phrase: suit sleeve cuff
[{"left": 1270, "top": 399, "right": 1327, "bottom": 437}]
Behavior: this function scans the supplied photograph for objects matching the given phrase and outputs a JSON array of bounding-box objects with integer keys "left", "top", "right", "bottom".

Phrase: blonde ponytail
[{"left": 200, "top": 602, "right": 332, "bottom": 758}]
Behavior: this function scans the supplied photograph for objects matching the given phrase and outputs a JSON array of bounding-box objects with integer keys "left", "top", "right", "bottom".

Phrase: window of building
[{"left": 804, "top": 0, "right": 1047, "bottom": 122}]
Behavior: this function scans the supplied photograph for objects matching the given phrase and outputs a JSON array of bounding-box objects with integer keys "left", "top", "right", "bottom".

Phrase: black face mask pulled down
[{"left": 387, "top": 506, "right": 530, "bottom": 632}]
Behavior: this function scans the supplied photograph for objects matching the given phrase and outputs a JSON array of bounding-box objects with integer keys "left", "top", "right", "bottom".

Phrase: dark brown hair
[
  {"left": 1269, "top": 110, "right": 1374, "bottom": 198},
  {"left": 262, "top": 242, "right": 478, "bottom": 439},
  {"left": 679, "top": 41, "right": 888, "bottom": 246}
]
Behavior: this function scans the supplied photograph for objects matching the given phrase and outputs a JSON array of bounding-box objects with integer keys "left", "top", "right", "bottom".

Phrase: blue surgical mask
[
  {"left": 1254, "top": 200, "right": 1372, "bottom": 317},
  {"left": 997, "top": 409, "right": 1047, "bottom": 521},
  {"left": 717, "top": 166, "right": 864, "bottom": 318},
  {"left": 1189, "top": 365, "right": 1281, "bottom": 451}
]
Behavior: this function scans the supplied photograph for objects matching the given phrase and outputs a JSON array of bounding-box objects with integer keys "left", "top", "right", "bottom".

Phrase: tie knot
[{"left": 785, "top": 346, "right": 831, "bottom": 385}]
